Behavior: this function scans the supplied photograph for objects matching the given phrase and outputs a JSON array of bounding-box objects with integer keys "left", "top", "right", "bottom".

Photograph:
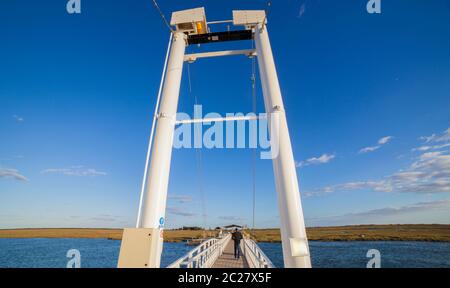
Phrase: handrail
[
  {"left": 241, "top": 238, "right": 275, "bottom": 268},
  {"left": 167, "top": 234, "right": 231, "bottom": 268}
]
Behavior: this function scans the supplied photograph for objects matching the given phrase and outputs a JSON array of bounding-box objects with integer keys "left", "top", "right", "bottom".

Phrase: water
[
  {"left": 0, "top": 238, "right": 191, "bottom": 268},
  {"left": 0, "top": 238, "right": 448, "bottom": 268},
  {"left": 259, "top": 241, "right": 450, "bottom": 268}
]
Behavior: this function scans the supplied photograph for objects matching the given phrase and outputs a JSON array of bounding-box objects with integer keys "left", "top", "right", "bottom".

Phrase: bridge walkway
[{"left": 212, "top": 239, "right": 248, "bottom": 268}]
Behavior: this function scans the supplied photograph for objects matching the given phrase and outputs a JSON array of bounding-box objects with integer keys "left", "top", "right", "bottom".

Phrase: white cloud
[
  {"left": 306, "top": 150, "right": 450, "bottom": 197},
  {"left": 306, "top": 128, "right": 450, "bottom": 196},
  {"left": 420, "top": 127, "right": 450, "bottom": 143},
  {"left": 166, "top": 206, "right": 196, "bottom": 217},
  {"left": 41, "top": 166, "right": 107, "bottom": 177},
  {"left": 13, "top": 115, "right": 24, "bottom": 122},
  {"left": 298, "top": 3, "right": 306, "bottom": 18},
  {"left": 378, "top": 136, "right": 393, "bottom": 145},
  {"left": 414, "top": 128, "right": 450, "bottom": 151},
  {"left": 0, "top": 155, "right": 24, "bottom": 163},
  {"left": 359, "top": 136, "right": 393, "bottom": 154},
  {"left": 218, "top": 216, "right": 246, "bottom": 222},
  {"left": 297, "top": 153, "right": 335, "bottom": 168},
  {"left": 305, "top": 180, "right": 391, "bottom": 197},
  {"left": 168, "top": 194, "right": 193, "bottom": 203},
  {"left": 0, "top": 168, "right": 28, "bottom": 181},
  {"left": 412, "top": 143, "right": 450, "bottom": 152},
  {"left": 307, "top": 199, "right": 450, "bottom": 226},
  {"left": 359, "top": 146, "right": 381, "bottom": 154}
]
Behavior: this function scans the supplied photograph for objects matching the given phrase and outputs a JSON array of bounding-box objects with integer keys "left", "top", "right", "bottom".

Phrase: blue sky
[{"left": 1, "top": 0, "right": 450, "bottom": 229}]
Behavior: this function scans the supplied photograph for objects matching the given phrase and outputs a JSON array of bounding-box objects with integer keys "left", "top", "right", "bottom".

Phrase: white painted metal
[
  {"left": 167, "top": 234, "right": 231, "bottom": 268},
  {"left": 171, "top": 7, "right": 206, "bottom": 25},
  {"left": 207, "top": 19, "right": 233, "bottom": 25},
  {"left": 241, "top": 238, "right": 275, "bottom": 268},
  {"left": 117, "top": 228, "right": 159, "bottom": 268},
  {"left": 170, "top": 7, "right": 208, "bottom": 35},
  {"left": 139, "top": 32, "right": 187, "bottom": 267},
  {"left": 184, "top": 49, "right": 256, "bottom": 62},
  {"left": 136, "top": 33, "right": 173, "bottom": 228},
  {"left": 254, "top": 23, "right": 312, "bottom": 268},
  {"left": 232, "top": 10, "right": 266, "bottom": 26},
  {"left": 132, "top": 8, "right": 310, "bottom": 269},
  {"left": 175, "top": 114, "right": 264, "bottom": 125}
]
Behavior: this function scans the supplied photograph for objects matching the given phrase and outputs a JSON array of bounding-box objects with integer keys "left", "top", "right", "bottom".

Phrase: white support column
[
  {"left": 140, "top": 32, "right": 187, "bottom": 267},
  {"left": 254, "top": 24, "right": 312, "bottom": 268}
]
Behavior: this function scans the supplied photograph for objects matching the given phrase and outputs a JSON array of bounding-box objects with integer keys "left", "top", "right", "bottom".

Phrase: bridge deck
[{"left": 212, "top": 240, "right": 248, "bottom": 268}]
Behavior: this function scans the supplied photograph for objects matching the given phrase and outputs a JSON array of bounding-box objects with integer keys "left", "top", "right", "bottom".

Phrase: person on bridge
[{"left": 231, "top": 228, "right": 243, "bottom": 259}]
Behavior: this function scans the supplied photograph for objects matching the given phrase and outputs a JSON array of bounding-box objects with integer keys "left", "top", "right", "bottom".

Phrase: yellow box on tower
[{"left": 170, "top": 7, "right": 208, "bottom": 35}]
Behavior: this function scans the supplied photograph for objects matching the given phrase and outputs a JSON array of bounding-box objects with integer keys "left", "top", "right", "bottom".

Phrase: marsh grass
[{"left": 0, "top": 224, "right": 448, "bottom": 242}]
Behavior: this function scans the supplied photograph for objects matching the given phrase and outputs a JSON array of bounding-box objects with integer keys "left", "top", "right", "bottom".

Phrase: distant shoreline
[{"left": 0, "top": 224, "right": 449, "bottom": 242}]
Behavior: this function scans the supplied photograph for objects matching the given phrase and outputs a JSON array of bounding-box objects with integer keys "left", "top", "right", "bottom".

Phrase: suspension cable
[
  {"left": 136, "top": 33, "right": 173, "bottom": 228},
  {"left": 250, "top": 40, "right": 257, "bottom": 238},
  {"left": 151, "top": 0, "right": 174, "bottom": 33},
  {"left": 262, "top": 0, "right": 273, "bottom": 29},
  {"left": 250, "top": 1, "right": 272, "bottom": 232},
  {"left": 187, "top": 63, "right": 208, "bottom": 235}
]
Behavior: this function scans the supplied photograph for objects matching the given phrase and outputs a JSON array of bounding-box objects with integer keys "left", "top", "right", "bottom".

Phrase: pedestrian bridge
[
  {"left": 167, "top": 233, "right": 275, "bottom": 268},
  {"left": 118, "top": 7, "right": 312, "bottom": 269}
]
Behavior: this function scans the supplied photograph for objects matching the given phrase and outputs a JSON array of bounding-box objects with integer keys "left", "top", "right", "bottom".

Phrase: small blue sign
[{"left": 159, "top": 217, "right": 165, "bottom": 226}]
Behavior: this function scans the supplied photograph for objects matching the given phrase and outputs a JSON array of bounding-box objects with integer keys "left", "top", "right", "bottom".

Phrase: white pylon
[
  {"left": 129, "top": 8, "right": 311, "bottom": 268},
  {"left": 139, "top": 31, "right": 187, "bottom": 267},
  {"left": 254, "top": 23, "right": 312, "bottom": 268}
]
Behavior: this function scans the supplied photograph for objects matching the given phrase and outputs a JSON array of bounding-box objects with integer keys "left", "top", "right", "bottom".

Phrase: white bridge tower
[{"left": 118, "top": 8, "right": 311, "bottom": 268}]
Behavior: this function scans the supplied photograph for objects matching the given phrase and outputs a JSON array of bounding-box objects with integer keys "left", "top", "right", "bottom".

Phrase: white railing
[
  {"left": 241, "top": 238, "right": 275, "bottom": 268},
  {"left": 167, "top": 234, "right": 231, "bottom": 268}
]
